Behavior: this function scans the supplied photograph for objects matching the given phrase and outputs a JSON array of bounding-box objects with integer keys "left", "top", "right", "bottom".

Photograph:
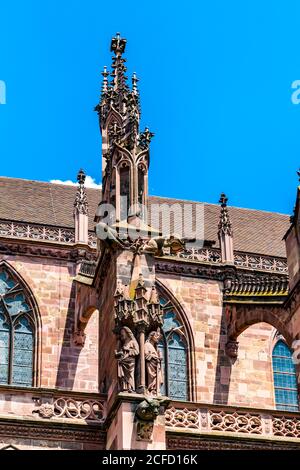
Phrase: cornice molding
[{"left": 0, "top": 239, "right": 97, "bottom": 262}]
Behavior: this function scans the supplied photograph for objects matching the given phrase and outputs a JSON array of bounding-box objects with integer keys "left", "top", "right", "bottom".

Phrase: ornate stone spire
[
  {"left": 74, "top": 169, "right": 89, "bottom": 244},
  {"left": 95, "top": 33, "right": 154, "bottom": 225},
  {"left": 218, "top": 193, "right": 234, "bottom": 263}
]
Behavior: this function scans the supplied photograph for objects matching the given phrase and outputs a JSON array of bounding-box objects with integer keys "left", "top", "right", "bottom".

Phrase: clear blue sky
[{"left": 1, "top": 0, "right": 300, "bottom": 214}]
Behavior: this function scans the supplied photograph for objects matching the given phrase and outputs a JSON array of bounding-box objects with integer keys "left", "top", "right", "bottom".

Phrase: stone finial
[
  {"left": 139, "top": 127, "right": 155, "bottom": 150},
  {"left": 111, "top": 32, "right": 127, "bottom": 56},
  {"left": 74, "top": 169, "right": 88, "bottom": 216}
]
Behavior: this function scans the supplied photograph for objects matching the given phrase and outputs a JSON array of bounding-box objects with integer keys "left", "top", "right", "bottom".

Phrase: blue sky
[{"left": 1, "top": 1, "right": 300, "bottom": 214}]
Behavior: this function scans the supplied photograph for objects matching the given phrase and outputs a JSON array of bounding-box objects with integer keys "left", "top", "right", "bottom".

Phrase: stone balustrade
[
  {"left": 165, "top": 402, "right": 300, "bottom": 441},
  {"left": 0, "top": 386, "right": 106, "bottom": 424},
  {"left": 0, "top": 220, "right": 288, "bottom": 274},
  {"left": 0, "top": 220, "right": 97, "bottom": 248}
]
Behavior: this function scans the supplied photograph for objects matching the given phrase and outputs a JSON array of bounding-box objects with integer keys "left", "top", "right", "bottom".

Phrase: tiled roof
[
  {"left": 0, "top": 177, "right": 100, "bottom": 231},
  {"left": 0, "top": 177, "right": 290, "bottom": 258}
]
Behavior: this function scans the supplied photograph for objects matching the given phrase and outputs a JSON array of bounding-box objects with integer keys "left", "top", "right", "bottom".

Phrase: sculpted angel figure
[{"left": 115, "top": 327, "right": 139, "bottom": 392}]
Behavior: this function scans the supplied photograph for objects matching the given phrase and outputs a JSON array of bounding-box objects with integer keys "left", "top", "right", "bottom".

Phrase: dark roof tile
[{"left": 0, "top": 177, "right": 290, "bottom": 258}]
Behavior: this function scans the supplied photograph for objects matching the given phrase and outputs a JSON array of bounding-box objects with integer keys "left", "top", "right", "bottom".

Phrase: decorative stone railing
[
  {"left": 165, "top": 403, "right": 300, "bottom": 440},
  {"left": 176, "top": 247, "right": 222, "bottom": 263},
  {"left": 170, "top": 247, "right": 288, "bottom": 274},
  {"left": 233, "top": 252, "right": 288, "bottom": 274},
  {"left": 0, "top": 386, "right": 106, "bottom": 424},
  {"left": 0, "top": 220, "right": 288, "bottom": 275},
  {"left": 0, "top": 220, "right": 97, "bottom": 249}
]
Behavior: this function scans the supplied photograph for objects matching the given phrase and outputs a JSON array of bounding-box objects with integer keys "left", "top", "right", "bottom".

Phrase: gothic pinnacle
[
  {"left": 218, "top": 193, "right": 232, "bottom": 236},
  {"left": 132, "top": 72, "right": 139, "bottom": 95},
  {"left": 101, "top": 66, "right": 109, "bottom": 94}
]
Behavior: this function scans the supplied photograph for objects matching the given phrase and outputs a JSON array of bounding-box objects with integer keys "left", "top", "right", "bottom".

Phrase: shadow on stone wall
[
  {"left": 212, "top": 310, "right": 232, "bottom": 404},
  {"left": 55, "top": 282, "right": 80, "bottom": 389}
]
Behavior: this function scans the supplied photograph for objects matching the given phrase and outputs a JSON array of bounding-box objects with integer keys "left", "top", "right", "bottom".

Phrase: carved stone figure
[
  {"left": 115, "top": 326, "right": 139, "bottom": 392},
  {"left": 144, "top": 331, "right": 163, "bottom": 395}
]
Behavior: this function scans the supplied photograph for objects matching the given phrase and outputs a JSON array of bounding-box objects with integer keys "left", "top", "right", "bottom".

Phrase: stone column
[{"left": 74, "top": 169, "right": 89, "bottom": 245}]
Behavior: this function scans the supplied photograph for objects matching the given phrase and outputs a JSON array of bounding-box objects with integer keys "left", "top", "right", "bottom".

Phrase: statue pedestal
[{"left": 106, "top": 393, "right": 169, "bottom": 450}]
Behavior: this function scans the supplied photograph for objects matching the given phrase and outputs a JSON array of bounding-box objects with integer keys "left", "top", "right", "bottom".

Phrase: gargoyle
[
  {"left": 141, "top": 235, "right": 186, "bottom": 257},
  {"left": 135, "top": 396, "right": 169, "bottom": 421}
]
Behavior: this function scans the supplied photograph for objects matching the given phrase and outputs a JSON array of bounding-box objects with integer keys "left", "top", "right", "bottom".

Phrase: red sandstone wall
[
  {"left": 157, "top": 274, "right": 276, "bottom": 409},
  {"left": 1, "top": 254, "right": 99, "bottom": 392},
  {"left": 227, "top": 323, "right": 275, "bottom": 408}
]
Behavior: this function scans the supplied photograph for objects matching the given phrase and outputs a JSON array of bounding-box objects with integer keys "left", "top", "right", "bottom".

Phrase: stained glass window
[
  {"left": 0, "top": 268, "right": 34, "bottom": 387},
  {"left": 158, "top": 299, "right": 188, "bottom": 401},
  {"left": 272, "top": 340, "right": 299, "bottom": 412}
]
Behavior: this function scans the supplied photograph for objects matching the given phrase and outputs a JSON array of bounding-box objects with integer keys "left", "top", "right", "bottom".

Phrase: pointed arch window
[
  {"left": 272, "top": 340, "right": 299, "bottom": 412},
  {"left": 158, "top": 298, "right": 189, "bottom": 401},
  {"left": 0, "top": 267, "right": 35, "bottom": 387}
]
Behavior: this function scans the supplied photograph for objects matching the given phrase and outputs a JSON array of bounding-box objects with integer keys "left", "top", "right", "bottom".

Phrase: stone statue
[
  {"left": 144, "top": 331, "right": 163, "bottom": 395},
  {"left": 115, "top": 326, "right": 139, "bottom": 392}
]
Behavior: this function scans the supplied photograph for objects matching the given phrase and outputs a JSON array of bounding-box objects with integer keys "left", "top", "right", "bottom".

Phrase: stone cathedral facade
[{"left": 1, "top": 34, "right": 300, "bottom": 450}]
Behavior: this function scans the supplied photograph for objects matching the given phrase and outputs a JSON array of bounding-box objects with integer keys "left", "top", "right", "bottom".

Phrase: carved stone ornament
[
  {"left": 74, "top": 169, "right": 89, "bottom": 215},
  {"left": 141, "top": 236, "right": 185, "bottom": 257},
  {"left": 73, "top": 329, "right": 86, "bottom": 347},
  {"left": 37, "top": 403, "right": 55, "bottom": 419},
  {"left": 225, "top": 340, "right": 239, "bottom": 359},
  {"left": 136, "top": 421, "right": 154, "bottom": 441},
  {"left": 135, "top": 398, "right": 161, "bottom": 421},
  {"left": 115, "top": 326, "right": 139, "bottom": 392},
  {"left": 135, "top": 397, "right": 161, "bottom": 442},
  {"left": 144, "top": 330, "right": 163, "bottom": 395}
]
